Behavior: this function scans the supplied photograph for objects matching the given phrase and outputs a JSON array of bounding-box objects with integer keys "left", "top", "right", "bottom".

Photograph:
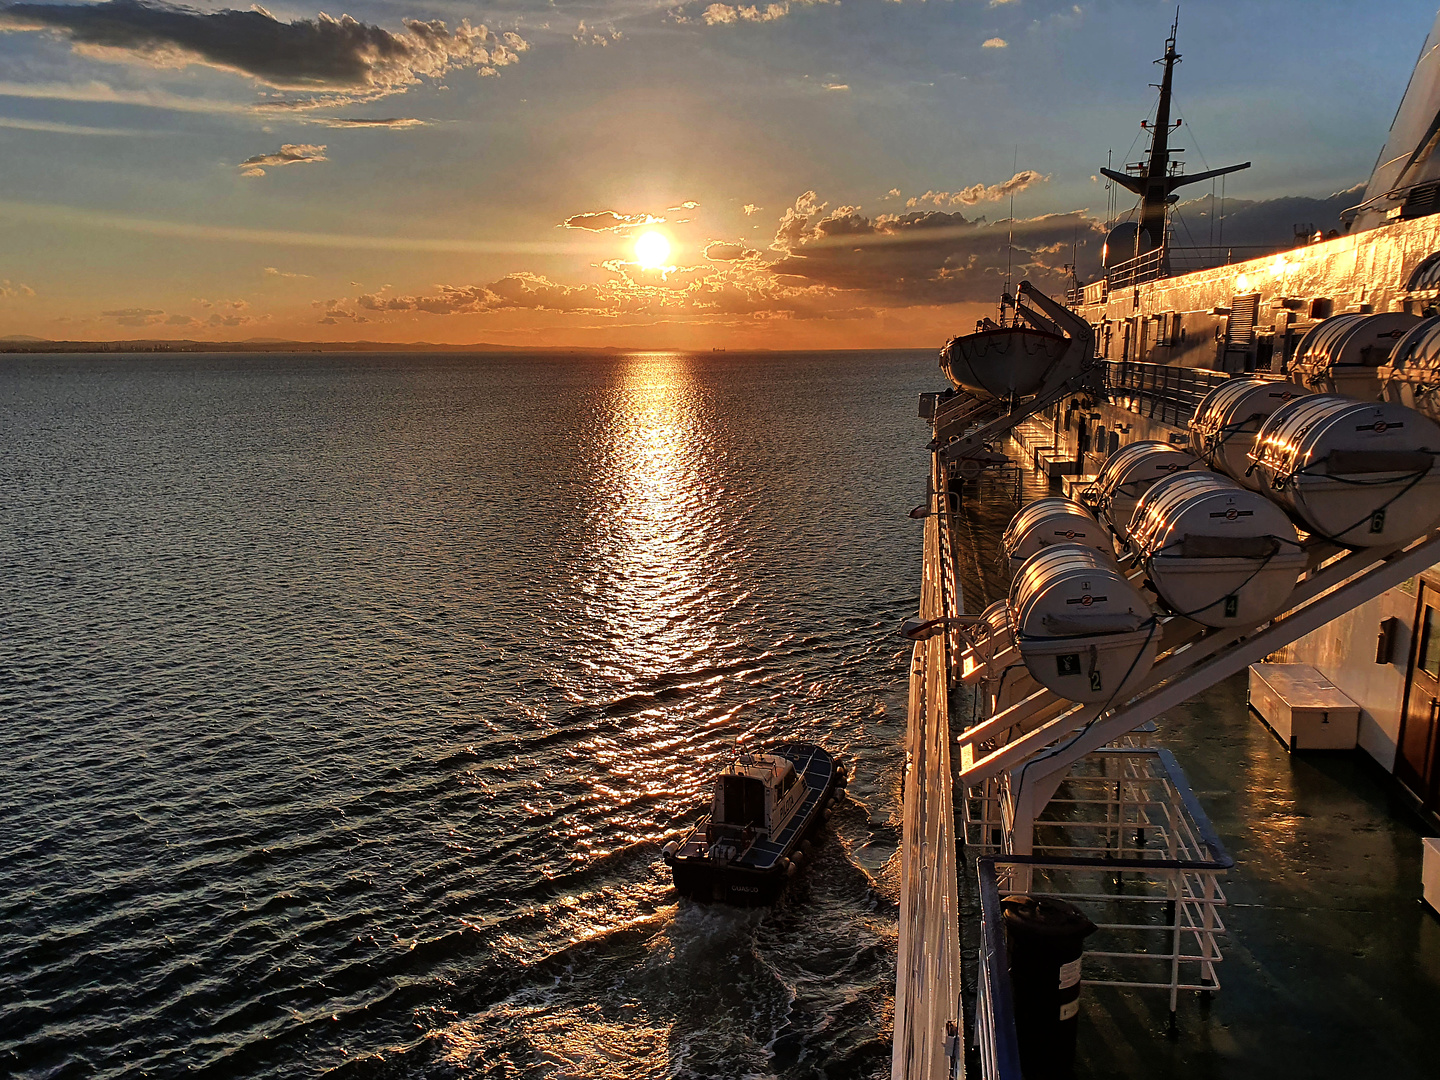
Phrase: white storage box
[{"left": 1248, "top": 663, "right": 1360, "bottom": 751}]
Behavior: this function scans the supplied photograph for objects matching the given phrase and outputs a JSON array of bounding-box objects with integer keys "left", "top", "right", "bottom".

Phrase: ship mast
[{"left": 1100, "top": 11, "right": 1251, "bottom": 264}]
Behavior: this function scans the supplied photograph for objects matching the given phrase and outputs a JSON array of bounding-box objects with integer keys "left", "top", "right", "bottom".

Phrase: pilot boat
[{"left": 662, "top": 742, "right": 844, "bottom": 905}]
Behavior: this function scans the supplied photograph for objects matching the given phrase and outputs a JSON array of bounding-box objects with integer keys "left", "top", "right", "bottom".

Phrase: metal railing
[
  {"left": 1103, "top": 360, "right": 1230, "bottom": 428},
  {"left": 1104, "top": 245, "right": 1281, "bottom": 290},
  {"left": 891, "top": 451, "right": 965, "bottom": 1080},
  {"left": 971, "top": 751, "right": 1232, "bottom": 1079}
]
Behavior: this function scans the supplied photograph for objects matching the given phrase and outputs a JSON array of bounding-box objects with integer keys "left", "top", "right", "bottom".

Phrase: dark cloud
[
  {"left": 561, "top": 210, "right": 665, "bottom": 232},
  {"left": 0, "top": 1, "right": 524, "bottom": 95},
  {"left": 1168, "top": 184, "right": 1362, "bottom": 248},
  {"left": 767, "top": 192, "right": 1103, "bottom": 303},
  {"left": 349, "top": 274, "right": 617, "bottom": 316},
  {"left": 239, "top": 143, "right": 326, "bottom": 177}
]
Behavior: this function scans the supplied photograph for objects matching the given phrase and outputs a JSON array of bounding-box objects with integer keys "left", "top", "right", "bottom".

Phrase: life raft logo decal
[
  {"left": 1066, "top": 594, "right": 1105, "bottom": 606},
  {"left": 1054, "top": 529, "right": 1085, "bottom": 539},
  {"left": 1357, "top": 421, "right": 1401, "bottom": 433},
  {"left": 1209, "top": 508, "right": 1254, "bottom": 519}
]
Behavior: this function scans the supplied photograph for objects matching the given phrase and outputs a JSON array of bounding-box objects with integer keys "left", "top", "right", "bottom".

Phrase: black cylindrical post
[{"left": 1001, "top": 894, "right": 1097, "bottom": 1080}]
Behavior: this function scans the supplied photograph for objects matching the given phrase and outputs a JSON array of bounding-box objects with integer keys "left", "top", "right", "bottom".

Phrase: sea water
[{"left": 0, "top": 349, "right": 936, "bottom": 1078}]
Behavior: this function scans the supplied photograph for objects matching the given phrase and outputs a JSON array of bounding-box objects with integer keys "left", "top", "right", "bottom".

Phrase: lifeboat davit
[
  {"left": 1009, "top": 545, "right": 1158, "bottom": 703},
  {"left": 1251, "top": 396, "right": 1440, "bottom": 546},
  {"left": 1189, "top": 377, "right": 1310, "bottom": 489},
  {"left": 940, "top": 327, "right": 1076, "bottom": 401},
  {"left": 1128, "top": 471, "right": 1307, "bottom": 627}
]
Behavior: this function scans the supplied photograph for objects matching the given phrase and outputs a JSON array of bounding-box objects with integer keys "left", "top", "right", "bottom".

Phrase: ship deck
[{"left": 948, "top": 438, "right": 1440, "bottom": 1079}]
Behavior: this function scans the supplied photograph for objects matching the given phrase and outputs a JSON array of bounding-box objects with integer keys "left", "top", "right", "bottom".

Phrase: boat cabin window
[
  {"left": 778, "top": 766, "right": 797, "bottom": 796},
  {"left": 720, "top": 775, "right": 766, "bottom": 827}
]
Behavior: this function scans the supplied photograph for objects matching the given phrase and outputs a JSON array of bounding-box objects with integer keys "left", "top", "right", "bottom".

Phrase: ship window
[
  {"left": 1407, "top": 251, "right": 1440, "bottom": 293},
  {"left": 1419, "top": 607, "right": 1440, "bottom": 679},
  {"left": 720, "top": 775, "right": 766, "bottom": 827}
]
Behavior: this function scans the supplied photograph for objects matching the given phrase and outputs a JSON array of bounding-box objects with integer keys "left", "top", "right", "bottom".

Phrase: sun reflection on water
[{"left": 587, "top": 352, "right": 723, "bottom": 681}]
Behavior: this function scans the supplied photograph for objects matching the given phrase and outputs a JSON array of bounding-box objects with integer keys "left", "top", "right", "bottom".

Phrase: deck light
[{"left": 899, "top": 614, "right": 979, "bottom": 640}]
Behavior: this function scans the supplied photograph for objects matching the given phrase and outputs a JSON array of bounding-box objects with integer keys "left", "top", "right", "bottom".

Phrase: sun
[{"left": 634, "top": 230, "right": 671, "bottom": 269}]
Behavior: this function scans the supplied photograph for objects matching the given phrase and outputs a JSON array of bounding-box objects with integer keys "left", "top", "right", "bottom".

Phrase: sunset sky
[{"left": 0, "top": 0, "right": 1434, "bottom": 348}]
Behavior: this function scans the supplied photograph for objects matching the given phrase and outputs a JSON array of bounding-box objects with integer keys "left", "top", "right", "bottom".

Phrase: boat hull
[{"left": 665, "top": 741, "right": 840, "bottom": 907}]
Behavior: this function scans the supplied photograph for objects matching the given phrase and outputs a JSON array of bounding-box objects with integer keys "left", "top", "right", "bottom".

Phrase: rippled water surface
[{"left": 0, "top": 350, "right": 936, "bottom": 1079}]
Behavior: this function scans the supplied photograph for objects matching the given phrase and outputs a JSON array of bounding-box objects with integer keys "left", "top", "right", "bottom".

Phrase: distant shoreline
[
  {"left": 0, "top": 338, "right": 629, "bottom": 355},
  {"left": 0, "top": 338, "right": 934, "bottom": 355}
]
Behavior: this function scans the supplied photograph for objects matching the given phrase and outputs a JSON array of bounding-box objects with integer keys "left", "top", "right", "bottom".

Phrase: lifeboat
[
  {"left": 1378, "top": 315, "right": 1440, "bottom": 421},
  {"left": 1009, "top": 545, "right": 1158, "bottom": 703},
  {"left": 1289, "top": 312, "right": 1422, "bottom": 398},
  {"left": 1088, "top": 441, "right": 1198, "bottom": 543},
  {"left": 940, "top": 327, "right": 1077, "bottom": 402},
  {"left": 1002, "top": 497, "right": 1114, "bottom": 568},
  {"left": 1189, "top": 377, "right": 1310, "bottom": 488},
  {"left": 1128, "top": 471, "right": 1307, "bottom": 627},
  {"left": 1250, "top": 396, "right": 1440, "bottom": 547}
]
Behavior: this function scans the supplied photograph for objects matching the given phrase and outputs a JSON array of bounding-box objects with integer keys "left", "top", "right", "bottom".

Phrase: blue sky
[{"left": 0, "top": 0, "right": 1434, "bottom": 346}]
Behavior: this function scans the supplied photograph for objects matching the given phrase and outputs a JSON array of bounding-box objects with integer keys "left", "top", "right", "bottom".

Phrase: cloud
[
  {"left": 238, "top": 143, "right": 327, "bottom": 177},
  {"left": 561, "top": 210, "right": 665, "bottom": 232},
  {"left": 572, "top": 20, "right": 620, "bottom": 46},
  {"left": 982, "top": 37, "right": 1008, "bottom": 48},
  {"left": 903, "top": 170, "right": 1046, "bottom": 208},
  {"left": 766, "top": 198, "right": 1103, "bottom": 304},
  {"left": 0, "top": 196, "right": 588, "bottom": 255},
  {"left": 0, "top": 279, "right": 36, "bottom": 298},
  {"left": 264, "top": 266, "right": 312, "bottom": 279},
  {"left": 0, "top": 115, "right": 152, "bottom": 135},
  {"left": 988, "top": 0, "right": 1017, "bottom": 6},
  {"left": 313, "top": 117, "right": 427, "bottom": 128},
  {"left": 702, "top": 2, "right": 787, "bottom": 24},
  {"left": 705, "top": 240, "right": 760, "bottom": 261},
  {"left": 743, "top": 203, "right": 761, "bottom": 216},
  {"left": 312, "top": 187, "right": 1110, "bottom": 331},
  {"left": 823, "top": 82, "right": 848, "bottom": 91},
  {"left": 667, "top": 201, "right": 699, "bottom": 211},
  {"left": 0, "top": 2, "right": 526, "bottom": 100},
  {"left": 1169, "top": 184, "right": 1362, "bottom": 248},
  {"left": 101, "top": 306, "right": 164, "bottom": 326},
  {"left": 886, "top": 188, "right": 901, "bottom": 198}
]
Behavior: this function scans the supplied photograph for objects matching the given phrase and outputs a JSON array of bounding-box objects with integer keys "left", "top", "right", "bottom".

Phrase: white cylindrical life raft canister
[
  {"left": 1290, "top": 312, "right": 1422, "bottom": 398},
  {"left": 1379, "top": 315, "right": 1440, "bottom": 418},
  {"left": 1002, "top": 497, "right": 1113, "bottom": 568},
  {"left": 1251, "top": 396, "right": 1440, "bottom": 546},
  {"left": 1088, "top": 441, "right": 1198, "bottom": 542},
  {"left": 1128, "top": 471, "right": 1307, "bottom": 627},
  {"left": 1189, "top": 378, "right": 1310, "bottom": 489},
  {"left": 959, "top": 599, "right": 1016, "bottom": 682},
  {"left": 1009, "top": 544, "right": 1158, "bottom": 703}
]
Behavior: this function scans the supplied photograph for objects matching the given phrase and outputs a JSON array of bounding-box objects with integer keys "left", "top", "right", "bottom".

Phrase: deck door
[{"left": 1398, "top": 584, "right": 1440, "bottom": 809}]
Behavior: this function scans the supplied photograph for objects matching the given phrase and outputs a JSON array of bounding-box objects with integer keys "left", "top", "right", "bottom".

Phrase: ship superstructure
[{"left": 895, "top": 11, "right": 1440, "bottom": 1080}]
